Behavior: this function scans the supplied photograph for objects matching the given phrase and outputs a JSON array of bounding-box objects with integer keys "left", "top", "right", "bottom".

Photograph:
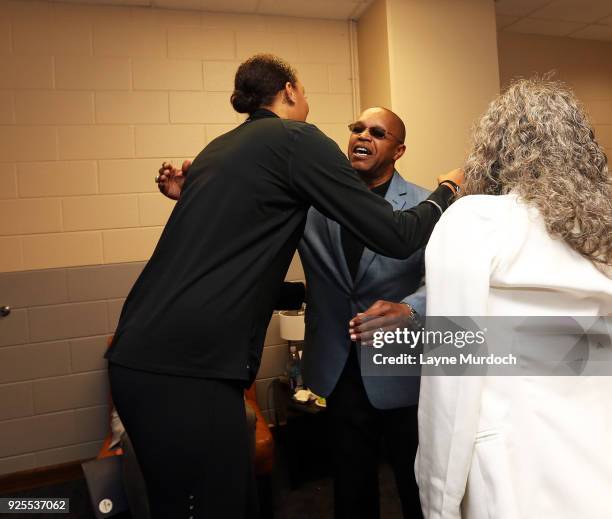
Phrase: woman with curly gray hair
[{"left": 417, "top": 78, "right": 612, "bottom": 519}]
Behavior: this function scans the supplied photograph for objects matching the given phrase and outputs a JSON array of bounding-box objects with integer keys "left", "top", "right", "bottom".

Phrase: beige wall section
[
  {"left": 498, "top": 32, "right": 612, "bottom": 157},
  {"left": 0, "top": 0, "right": 356, "bottom": 273},
  {"left": 385, "top": 0, "right": 500, "bottom": 188},
  {"left": 356, "top": 0, "right": 500, "bottom": 189},
  {"left": 357, "top": 0, "right": 391, "bottom": 110}
]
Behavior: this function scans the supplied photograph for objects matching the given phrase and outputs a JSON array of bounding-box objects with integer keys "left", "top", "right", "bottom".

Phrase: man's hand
[
  {"left": 437, "top": 168, "right": 464, "bottom": 193},
  {"left": 157, "top": 160, "right": 191, "bottom": 200},
  {"left": 349, "top": 300, "right": 416, "bottom": 347}
]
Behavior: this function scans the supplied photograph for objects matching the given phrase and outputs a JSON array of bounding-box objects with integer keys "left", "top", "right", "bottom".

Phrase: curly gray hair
[{"left": 462, "top": 77, "right": 611, "bottom": 269}]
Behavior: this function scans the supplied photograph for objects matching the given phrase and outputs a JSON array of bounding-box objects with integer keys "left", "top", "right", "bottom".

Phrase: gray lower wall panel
[
  {"left": 70, "top": 336, "right": 109, "bottom": 373},
  {"left": 28, "top": 301, "right": 110, "bottom": 343},
  {"left": 0, "top": 309, "right": 28, "bottom": 348},
  {"left": 0, "top": 259, "right": 300, "bottom": 476},
  {"left": 0, "top": 341, "right": 72, "bottom": 384},
  {"left": 0, "top": 382, "right": 34, "bottom": 422}
]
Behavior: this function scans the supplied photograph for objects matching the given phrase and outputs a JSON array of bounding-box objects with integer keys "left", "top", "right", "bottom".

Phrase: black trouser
[
  {"left": 108, "top": 363, "right": 258, "bottom": 519},
  {"left": 326, "top": 346, "right": 422, "bottom": 519}
]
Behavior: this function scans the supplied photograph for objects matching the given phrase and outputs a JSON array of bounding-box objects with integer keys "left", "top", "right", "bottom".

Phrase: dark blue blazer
[{"left": 299, "top": 172, "right": 430, "bottom": 409}]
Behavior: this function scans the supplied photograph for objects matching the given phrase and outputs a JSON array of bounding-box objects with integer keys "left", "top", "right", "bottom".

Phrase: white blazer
[{"left": 417, "top": 194, "right": 612, "bottom": 519}]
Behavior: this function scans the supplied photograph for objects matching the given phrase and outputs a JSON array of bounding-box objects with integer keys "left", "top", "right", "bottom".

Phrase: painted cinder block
[
  {"left": 95, "top": 91, "right": 169, "bottom": 124},
  {"left": 134, "top": 124, "right": 206, "bottom": 158},
  {"left": 295, "top": 63, "right": 329, "bottom": 93},
  {"left": 297, "top": 33, "right": 351, "bottom": 64},
  {"left": 168, "top": 26, "right": 235, "bottom": 60},
  {"left": 55, "top": 56, "right": 132, "bottom": 90},
  {"left": 0, "top": 341, "right": 71, "bottom": 384},
  {"left": 0, "top": 91, "right": 14, "bottom": 124},
  {"left": 73, "top": 405, "right": 109, "bottom": 443},
  {"left": 0, "top": 411, "right": 77, "bottom": 458},
  {"left": 0, "top": 237, "right": 22, "bottom": 273},
  {"left": 102, "top": 227, "right": 163, "bottom": 264},
  {"left": 70, "top": 336, "right": 111, "bottom": 373},
  {"left": 12, "top": 17, "right": 93, "bottom": 57},
  {"left": 107, "top": 298, "right": 125, "bottom": 332},
  {"left": 317, "top": 123, "right": 350, "bottom": 152},
  {"left": 328, "top": 64, "right": 353, "bottom": 94},
  {"left": 57, "top": 126, "right": 135, "bottom": 160},
  {"left": 584, "top": 99, "right": 612, "bottom": 125},
  {"left": 28, "top": 301, "right": 109, "bottom": 343},
  {"left": 306, "top": 93, "right": 354, "bottom": 124},
  {"left": 141, "top": 6, "right": 202, "bottom": 28},
  {"left": 98, "top": 158, "right": 191, "bottom": 194},
  {"left": 0, "top": 126, "right": 57, "bottom": 162},
  {"left": 0, "top": 56, "right": 54, "bottom": 89},
  {"left": 138, "top": 193, "right": 176, "bottom": 227},
  {"left": 594, "top": 124, "right": 612, "bottom": 149},
  {"left": 0, "top": 22, "right": 11, "bottom": 55},
  {"left": 0, "top": 199, "right": 62, "bottom": 237},
  {"left": 32, "top": 371, "right": 108, "bottom": 414},
  {"left": 66, "top": 263, "right": 143, "bottom": 303},
  {"left": 22, "top": 232, "right": 103, "bottom": 271},
  {"left": 169, "top": 91, "right": 238, "bottom": 124},
  {"left": 93, "top": 22, "right": 167, "bottom": 58},
  {"left": 203, "top": 61, "right": 241, "bottom": 92},
  {"left": 133, "top": 58, "right": 203, "bottom": 91},
  {"left": 235, "top": 31, "right": 299, "bottom": 62},
  {"left": 17, "top": 161, "right": 98, "bottom": 198},
  {"left": 0, "top": 309, "right": 28, "bottom": 348},
  {"left": 0, "top": 382, "right": 34, "bottom": 421},
  {"left": 0, "top": 165, "right": 17, "bottom": 199},
  {"left": 62, "top": 195, "right": 140, "bottom": 232},
  {"left": 0, "top": 268, "right": 68, "bottom": 309},
  {"left": 14, "top": 91, "right": 95, "bottom": 125}
]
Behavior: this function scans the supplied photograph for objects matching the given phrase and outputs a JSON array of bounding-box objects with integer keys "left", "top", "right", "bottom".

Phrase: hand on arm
[{"left": 156, "top": 159, "right": 192, "bottom": 200}]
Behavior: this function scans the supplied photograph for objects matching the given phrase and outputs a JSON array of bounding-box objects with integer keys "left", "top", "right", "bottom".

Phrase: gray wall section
[{"left": 0, "top": 261, "right": 292, "bottom": 476}]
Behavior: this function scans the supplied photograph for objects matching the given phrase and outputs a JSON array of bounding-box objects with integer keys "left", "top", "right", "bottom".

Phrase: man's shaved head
[
  {"left": 371, "top": 107, "right": 406, "bottom": 143},
  {"left": 347, "top": 106, "right": 407, "bottom": 187}
]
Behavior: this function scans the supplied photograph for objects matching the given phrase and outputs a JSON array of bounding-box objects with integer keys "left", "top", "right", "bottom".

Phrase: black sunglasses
[{"left": 348, "top": 122, "right": 404, "bottom": 143}]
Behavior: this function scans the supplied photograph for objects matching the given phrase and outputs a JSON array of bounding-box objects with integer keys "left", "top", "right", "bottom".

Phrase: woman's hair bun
[
  {"left": 231, "top": 90, "right": 261, "bottom": 114},
  {"left": 230, "top": 54, "right": 297, "bottom": 115}
]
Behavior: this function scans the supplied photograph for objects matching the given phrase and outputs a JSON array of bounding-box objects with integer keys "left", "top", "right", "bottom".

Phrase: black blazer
[{"left": 106, "top": 109, "right": 453, "bottom": 384}]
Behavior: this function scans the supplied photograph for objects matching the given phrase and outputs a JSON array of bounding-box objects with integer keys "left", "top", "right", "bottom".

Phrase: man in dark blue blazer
[{"left": 299, "top": 107, "right": 428, "bottom": 519}]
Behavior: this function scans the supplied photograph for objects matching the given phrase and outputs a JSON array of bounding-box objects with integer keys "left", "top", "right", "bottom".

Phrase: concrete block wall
[
  {"left": 498, "top": 32, "right": 612, "bottom": 157},
  {"left": 0, "top": 0, "right": 355, "bottom": 273},
  {"left": 0, "top": 0, "right": 356, "bottom": 475}
]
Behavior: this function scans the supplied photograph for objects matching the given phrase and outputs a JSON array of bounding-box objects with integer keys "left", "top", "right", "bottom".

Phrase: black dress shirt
[
  {"left": 341, "top": 177, "right": 392, "bottom": 280},
  {"left": 106, "top": 109, "right": 453, "bottom": 384}
]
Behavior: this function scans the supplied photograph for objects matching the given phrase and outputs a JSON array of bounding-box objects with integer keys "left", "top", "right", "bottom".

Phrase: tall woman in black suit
[{"left": 107, "top": 54, "right": 461, "bottom": 518}]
